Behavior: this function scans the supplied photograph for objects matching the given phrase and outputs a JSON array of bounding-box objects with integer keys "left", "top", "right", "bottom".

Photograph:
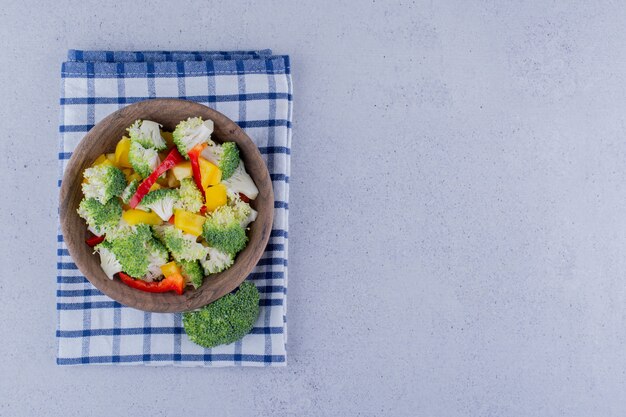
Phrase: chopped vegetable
[
  {"left": 201, "top": 142, "right": 240, "bottom": 180},
  {"left": 118, "top": 271, "right": 184, "bottom": 295},
  {"left": 77, "top": 197, "right": 122, "bottom": 235},
  {"left": 200, "top": 247, "right": 234, "bottom": 275},
  {"left": 94, "top": 240, "right": 123, "bottom": 280},
  {"left": 204, "top": 183, "right": 227, "bottom": 212},
  {"left": 222, "top": 161, "right": 259, "bottom": 200},
  {"left": 227, "top": 190, "right": 257, "bottom": 228},
  {"left": 160, "top": 261, "right": 181, "bottom": 277},
  {"left": 145, "top": 238, "right": 170, "bottom": 281},
  {"left": 127, "top": 119, "right": 167, "bottom": 150},
  {"left": 182, "top": 282, "right": 259, "bottom": 347},
  {"left": 114, "top": 137, "right": 133, "bottom": 168},
  {"left": 173, "top": 208, "right": 206, "bottom": 236},
  {"left": 121, "top": 179, "right": 139, "bottom": 204},
  {"left": 179, "top": 259, "right": 204, "bottom": 289},
  {"left": 128, "top": 140, "right": 160, "bottom": 178},
  {"left": 105, "top": 224, "right": 153, "bottom": 278},
  {"left": 86, "top": 234, "right": 106, "bottom": 247},
  {"left": 92, "top": 154, "right": 108, "bottom": 167},
  {"left": 188, "top": 143, "right": 207, "bottom": 193},
  {"left": 121, "top": 209, "right": 162, "bottom": 226},
  {"left": 172, "top": 117, "right": 214, "bottom": 157},
  {"left": 199, "top": 157, "right": 221, "bottom": 189},
  {"left": 202, "top": 205, "right": 248, "bottom": 254},
  {"left": 153, "top": 224, "right": 208, "bottom": 261},
  {"left": 129, "top": 147, "right": 185, "bottom": 208},
  {"left": 172, "top": 161, "right": 192, "bottom": 180},
  {"left": 82, "top": 165, "right": 126, "bottom": 204},
  {"left": 140, "top": 188, "right": 179, "bottom": 221},
  {"left": 175, "top": 178, "right": 203, "bottom": 213}
]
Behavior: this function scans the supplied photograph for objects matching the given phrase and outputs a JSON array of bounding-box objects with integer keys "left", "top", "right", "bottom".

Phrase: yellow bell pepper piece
[
  {"left": 199, "top": 157, "right": 221, "bottom": 189},
  {"left": 172, "top": 161, "right": 192, "bottom": 180},
  {"left": 122, "top": 209, "right": 162, "bottom": 226},
  {"left": 204, "top": 184, "right": 227, "bottom": 212},
  {"left": 174, "top": 209, "right": 206, "bottom": 236},
  {"left": 149, "top": 182, "right": 162, "bottom": 192},
  {"left": 115, "top": 137, "right": 132, "bottom": 168},
  {"left": 128, "top": 172, "right": 142, "bottom": 183},
  {"left": 106, "top": 153, "right": 117, "bottom": 167},
  {"left": 122, "top": 168, "right": 134, "bottom": 182},
  {"left": 92, "top": 154, "right": 110, "bottom": 167},
  {"left": 160, "top": 261, "right": 181, "bottom": 277}
]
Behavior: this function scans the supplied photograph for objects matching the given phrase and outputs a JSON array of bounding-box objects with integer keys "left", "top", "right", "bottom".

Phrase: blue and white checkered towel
[{"left": 57, "top": 50, "right": 291, "bottom": 366}]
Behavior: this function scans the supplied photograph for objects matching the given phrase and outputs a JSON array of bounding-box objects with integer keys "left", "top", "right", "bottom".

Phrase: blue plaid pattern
[{"left": 57, "top": 50, "right": 291, "bottom": 366}]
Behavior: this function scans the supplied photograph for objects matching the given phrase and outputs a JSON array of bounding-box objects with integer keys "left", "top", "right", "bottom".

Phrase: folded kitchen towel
[{"left": 57, "top": 50, "right": 291, "bottom": 366}]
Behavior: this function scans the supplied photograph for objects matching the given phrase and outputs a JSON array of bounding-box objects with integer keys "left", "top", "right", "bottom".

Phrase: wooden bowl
[{"left": 59, "top": 99, "right": 274, "bottom": 313}]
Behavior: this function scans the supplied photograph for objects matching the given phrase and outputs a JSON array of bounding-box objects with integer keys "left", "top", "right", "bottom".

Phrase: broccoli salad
[{"left": 77, "top": 117, "right": 259, "bottom": 295}]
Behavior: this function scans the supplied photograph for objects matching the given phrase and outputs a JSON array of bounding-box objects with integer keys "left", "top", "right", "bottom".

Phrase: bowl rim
[{"left": 59, "top": 98, "right": 274, "bottom": 313}]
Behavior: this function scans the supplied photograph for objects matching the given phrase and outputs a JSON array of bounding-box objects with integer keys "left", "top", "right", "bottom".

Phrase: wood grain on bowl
[{"left": 59, "top": 99, "right": 274, "bottom": 313}]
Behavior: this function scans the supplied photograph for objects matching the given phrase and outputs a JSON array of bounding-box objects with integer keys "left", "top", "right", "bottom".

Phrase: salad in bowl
[{"left": 77, "top": 117, "right": 259, "bottom": 295}]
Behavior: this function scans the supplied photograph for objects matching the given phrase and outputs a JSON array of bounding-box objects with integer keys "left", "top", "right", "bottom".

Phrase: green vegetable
[
  {"left": 105, "top": 224, "right": 153, "bottom": 277},
  {"left": 94, "top": 240, "right": 123, "bottom": 280},
  {"left": 145, "top": 238, "right": 170, "bottom": 281},
  {"left": 175, "top": 177, "right": 203, "bottom": 213},
  {"left": 182, "top": 282, "right": 260, "bottom": 348},
  {"left": 200, "top": 247, "right": 234, "bottom": 275},
  {"left": 82, "top": 165, "right": 126, "bottom": 204},
  {"left": 121, "top": 179, "right": 139, "bottom": 204},
  {"left": 227, "top": 190, "right": 257, "bottom": 228},
  {"left": 77, "top": 197, "right": 122, "bottom": 235},
  {"left": 202, "top": 142, "right": 240, "bottom": 180},
  {"left": 128, "top": 140, "right": 160, "bottom": 178},
  {"left": 153, "top": 224, "right": 208, "bottom": 261},
  {"left": 202, "top": 205, "right": 248, "bottom": 254},
  {"left": 179, "top": 259, "right": 204, "bottom": 289},
  {"left": 172, "top": 117, "right": 214, "bottom": 158},
  {"left": 127, "top": 119, "right": 167, "bottom": 150},
  {"left": 222, "top": 161, "right": 258, "bottom": 200},
  {"left": 140, "top": 188, "right": 179, "bottom": 221}
]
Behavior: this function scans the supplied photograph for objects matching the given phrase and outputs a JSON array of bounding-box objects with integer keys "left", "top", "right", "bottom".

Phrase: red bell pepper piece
[
  {"left": 188, "top": 143, "right": 207, "bottom": 195},
  {"left": 129, "top": 147, "right": 185, "bottom": 208},
  {"left": 168, "top": 214, "right": 176, "bottom": 224},
  {"left": 118, "top": 272, "right": 185, "bottom": 295},
  {"left": 85, "top": 234, "right": 105, "bottom": 247},
  {"left": 199, "top": 205, "right": 207, "bottom": 216},
  {"left": 239, "top": 193, "right": 250, "bottom": 203}
]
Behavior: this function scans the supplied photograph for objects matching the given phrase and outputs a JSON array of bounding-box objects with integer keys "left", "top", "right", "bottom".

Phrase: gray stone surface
[{"left": 3, "top": 1, "right": 626, "bottom": 415}]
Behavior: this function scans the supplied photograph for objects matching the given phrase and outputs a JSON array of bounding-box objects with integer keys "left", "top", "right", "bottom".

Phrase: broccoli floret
[
  {"left": 153, "top": 224, "right": 208, "bottom": 261},
  {"left": 227, "top": 190, "right": 257, "bottom": 228},
  {"left": 127, "top": 119, "right": 167, "bottom": 150},
  {"left": 182, "top": 282, "right": 260, "bottom": 348},
  {"left": 172, "top": 117, "right": 214, "bottom": 158},
  {"left": 121, "top": 179, "right": 139, "bottom": 204},
  {"left": 200, "top": 247, "right": 234, "bottom": 275},
  {"left": 144, "top": 238, "right": 169, "bottom": 281},
  {"left": 82, "top": 165, "right": 126, "bottom": 204},
  {"left": 128, "top": 140, "right": 160, "bottom": 178},
  {"left": 94, "top": 240, "right": 123, "bottom": 280},
  {"left": 174, "top": 177, "right": 203, "bottom": 213},
  {"left": 201, "top": 142, "right": 240, "bottom": 180},
  {"left": 202, "top": 205, "right": 248, "bottom": 254},
  {"left": 140, "top": 188, "right": 179, "bottom": 221},
  {"left": 77, "top": 197, "right": 122, "bottom": 235},
  {"left": 222, "top": 161, "right": 259, "bottom": 200},
  {"left": 179, "top": 259, "right": 204, "bottom": 289},
  {"left": 106, "top": 224, "right": 153, "bottom": 277}
]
